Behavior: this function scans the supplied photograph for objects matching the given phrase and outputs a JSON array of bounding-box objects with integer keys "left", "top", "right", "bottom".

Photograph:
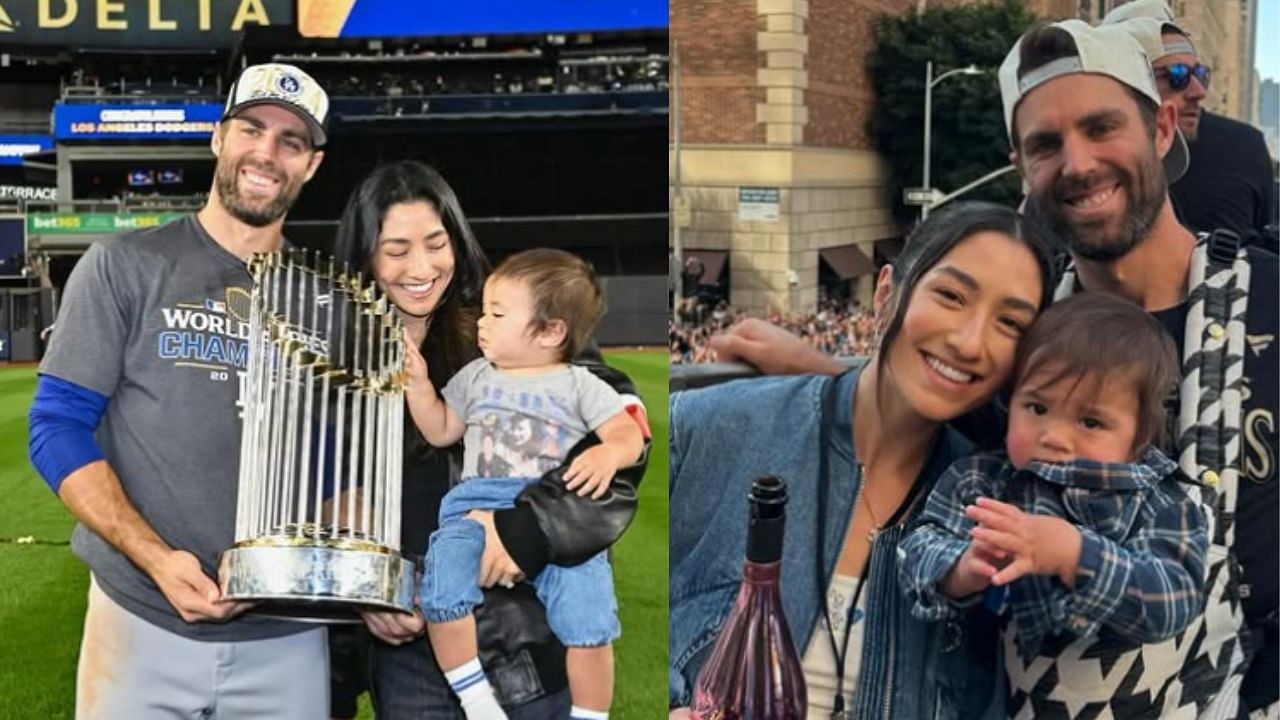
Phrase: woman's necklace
[{"left": 860, "top": 464, "right": 884, "bottom": 543}]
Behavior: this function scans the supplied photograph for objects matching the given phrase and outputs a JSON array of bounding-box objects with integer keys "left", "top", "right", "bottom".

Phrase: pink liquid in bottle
[{"left": 691, "top": 476, "right": 806, "bottom": 719}]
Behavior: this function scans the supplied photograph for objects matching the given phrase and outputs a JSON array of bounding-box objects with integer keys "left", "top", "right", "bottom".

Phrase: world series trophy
[{"left": 218, "top": 249, "right": 415, "bottom": 621}]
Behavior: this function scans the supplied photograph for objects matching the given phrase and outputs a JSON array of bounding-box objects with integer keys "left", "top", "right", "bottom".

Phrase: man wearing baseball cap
[
  {"left": 1101, "top": 0, "right": 1206, "bottom": 139},
  {"left": 1103, "top": 0, "right": 1278, "bottom": 246},
  {"left": 1102, "top": 8, "right": 1279, "bottom": 716},
  {"left": 1001, "top": 17, "right": 1277, "bottom": 719},
  {"left": 29, "top": 63, "right": 330, "bottom": 717}
]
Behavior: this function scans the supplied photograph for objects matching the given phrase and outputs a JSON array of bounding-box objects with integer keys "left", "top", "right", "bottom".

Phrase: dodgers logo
[{"left": 277, "top": 74, "right": 301, "bottom": 95}]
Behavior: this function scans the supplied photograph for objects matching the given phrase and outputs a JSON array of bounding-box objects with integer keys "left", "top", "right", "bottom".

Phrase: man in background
[{"left": 1104, "top": 0, "right": 1278, "bottom": 243}]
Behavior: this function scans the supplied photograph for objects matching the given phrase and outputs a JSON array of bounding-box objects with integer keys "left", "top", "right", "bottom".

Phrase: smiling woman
[
  {"left": 333, "top": 161, "right": 488, "bottom": 362},
  {"left": 876, "top": 229, "right": 1043, "bottom": 425},
  {"left": 668, "top": 202, "right": 1059, "bottom": 719},
  {"left": 330, "top": 161, "right": 652, "bottom": 719},
  {"left": 374, "top": 200, "right": 458, "bottom": 328}
]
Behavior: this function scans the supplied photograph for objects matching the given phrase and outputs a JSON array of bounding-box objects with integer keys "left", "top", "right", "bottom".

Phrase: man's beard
[
  {"left": 1025, "top": 146, "right": 1165, "bottom": 264},
  {"left": 214, "top": 157, "right": 303, "bottom": 228}
]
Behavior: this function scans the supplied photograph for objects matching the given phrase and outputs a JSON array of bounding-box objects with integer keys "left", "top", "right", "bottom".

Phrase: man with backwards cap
[
  {"left": 1101, "top": 3, "right": 1280, "bottom": 716},
  {"left": 28, "top": 63, "right": 331, "bottom": 718},
  {"left": 1002, "top": 15, "right": 1278, "bottom": 720},
  {"left": 1103, "top": 0, "right": 1278, "bottom": 244}
]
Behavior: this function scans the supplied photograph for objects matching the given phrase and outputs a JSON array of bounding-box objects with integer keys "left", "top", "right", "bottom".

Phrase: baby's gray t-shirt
[{"left": 442, "top": 358, "right": 625, "bottom": 480}]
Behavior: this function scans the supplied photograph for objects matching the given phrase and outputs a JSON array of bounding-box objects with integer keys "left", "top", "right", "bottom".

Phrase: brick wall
[
  {"left": 671, "top": 0, "right": 908, "bottom": 315},
  {"left": 674, "top": 0, "right": 763, "bottom": 144}
]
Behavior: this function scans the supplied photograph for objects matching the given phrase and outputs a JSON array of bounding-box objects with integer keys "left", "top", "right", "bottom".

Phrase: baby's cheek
[{"left": 1005, "top": 421, "right": 1035, "bottom": 470}]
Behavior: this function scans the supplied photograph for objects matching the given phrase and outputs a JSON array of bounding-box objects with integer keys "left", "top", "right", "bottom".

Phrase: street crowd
[{"left": 669, "top": 297, "right": 876, "bottom": 364}]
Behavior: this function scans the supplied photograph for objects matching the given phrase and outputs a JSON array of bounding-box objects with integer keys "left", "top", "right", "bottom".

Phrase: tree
[{"left": 866, "top": 0, "right": 1041, "bottom": 224}]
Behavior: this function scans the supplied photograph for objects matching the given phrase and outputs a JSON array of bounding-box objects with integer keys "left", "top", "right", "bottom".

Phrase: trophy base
[{"left": 219, "top": 542, "right": 415, "bottom": 624}]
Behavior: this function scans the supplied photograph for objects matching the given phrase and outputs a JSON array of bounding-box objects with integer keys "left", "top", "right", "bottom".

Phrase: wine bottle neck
[
  {"left": 746, "top": 513, "right": 784, "bottom": 564},
  {"left": 742, "top": 559, "right": 783, "bottom": 583}
]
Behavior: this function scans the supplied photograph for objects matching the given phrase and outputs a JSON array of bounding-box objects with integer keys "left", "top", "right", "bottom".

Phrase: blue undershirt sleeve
[{"left": 28, "top": 374, "right": 109, "bottom": 494}]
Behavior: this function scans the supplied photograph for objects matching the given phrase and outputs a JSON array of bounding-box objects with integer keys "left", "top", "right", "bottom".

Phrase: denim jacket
[{"left": 669, "top": 367, "right": 1004, "bottom": 719}]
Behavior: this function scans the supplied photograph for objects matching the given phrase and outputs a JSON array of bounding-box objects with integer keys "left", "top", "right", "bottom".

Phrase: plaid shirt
[{"left": 898, "top": 448, "right": 1207, "bottom": 661}]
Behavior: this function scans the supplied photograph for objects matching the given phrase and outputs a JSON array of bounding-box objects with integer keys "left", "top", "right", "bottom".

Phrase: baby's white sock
[
  {"left": 570, "top": 707, "right": 609, "bottom": 719},
  {"left": 444, "top": 658, "right": 508, "bottom": 720}
]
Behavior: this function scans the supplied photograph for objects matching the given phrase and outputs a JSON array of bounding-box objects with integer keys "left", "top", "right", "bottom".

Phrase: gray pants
[{"left": 77, "top": 576, "right": 328, "bottom": 719}]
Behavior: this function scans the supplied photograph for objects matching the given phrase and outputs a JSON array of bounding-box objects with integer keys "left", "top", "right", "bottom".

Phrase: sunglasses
[{"left": 1157, "top": 62, "right": 1212, "bottom": 91}]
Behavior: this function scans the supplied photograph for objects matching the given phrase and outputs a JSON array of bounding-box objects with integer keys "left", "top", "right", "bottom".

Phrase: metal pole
[
  {"left": 236, "top": 260, "right": 263, "bottom": 541},
  {"left": 297, "top": 254, "right": 317, "bottom": 536},
  {"left": 282, "top": 253, "right": 303, "bottom": 534},
  {"left": 387, "top": 332, "right": 402, "bottom": 551},
  {"left": 931, "top": 165, "right": 1017, "bottom": 211},
  {"left": 373, "top": 321, "right": 388, "bottom": 543},
  {"left": 922, "top": 60, "right": 933, "bottom": 221},
  {"left": 332, "top": 270, "right": 348, "bottom": 539},
  {"left": 671, "top": 38, "right": 683, "bottom": 323},
  {"left": 361, "top": 304, "right": 375, "bottom": 537},
  {"left": 267, "top": 258, "right": 290, "bottom": 534},
  {"left": 313, "top": 258, "right": 334, "bottom": 537},
  {"left": 347, "top": 276, "right": 363, "bottom": 538},
  {"left": 254, "top": 254, "right": 279, "bottom": 537}
]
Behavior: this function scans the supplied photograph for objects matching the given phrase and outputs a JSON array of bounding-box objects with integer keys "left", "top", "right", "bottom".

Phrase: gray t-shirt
[
  {"left": 40, "top": 215, "right": 306, "bottom": 641},
  {"left": 442, "top": 358, "right": 625, "bottom": 480}
]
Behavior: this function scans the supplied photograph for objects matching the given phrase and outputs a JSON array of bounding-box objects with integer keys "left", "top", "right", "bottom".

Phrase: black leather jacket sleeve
[{"left": 492, "top": 355, "right": 651, "bottom": 577}]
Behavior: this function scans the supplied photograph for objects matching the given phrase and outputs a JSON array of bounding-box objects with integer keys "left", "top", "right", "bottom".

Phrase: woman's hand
[
  {"left": 361, "top": 567, "right": 426, "bottom": 644},
  {"left": 966, "top": 498, "right": 1083, "bottom": 588},
  {"left": 361, "top": 608, "right": 425, "bottom": 645},
  {"left": 467, "top": 510, "right": 525, "bottom": 588},
  {"left": 669, "top": 709, "right": 693, "bottom": 719}
]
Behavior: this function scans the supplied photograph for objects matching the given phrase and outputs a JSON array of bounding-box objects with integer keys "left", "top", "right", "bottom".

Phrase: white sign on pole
[
  {"left": 903, "top": 187, "right": 944, "bottom": 206},
  {"left": 738, "top": 186, "right": 780, "bottom": 222}
]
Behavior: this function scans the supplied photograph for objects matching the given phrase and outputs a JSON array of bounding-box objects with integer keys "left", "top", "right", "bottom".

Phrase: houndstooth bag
[{"left": 1032, "top": 231, "right": 1251, "bottom": 719}]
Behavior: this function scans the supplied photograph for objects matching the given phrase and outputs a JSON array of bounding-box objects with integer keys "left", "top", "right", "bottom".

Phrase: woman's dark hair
[
  {"left": 332, "top": 161, "right": 490, "bottom": 454},
  {"left": 1013, "top": 291, "right": 1178, "bottom": 452},
  {"left": 875, "top": 201, "right": 1059, "bottom": 386}
]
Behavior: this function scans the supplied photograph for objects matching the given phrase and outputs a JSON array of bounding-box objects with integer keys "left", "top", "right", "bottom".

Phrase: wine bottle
[{"left": 691, "top": 475, "right": 806, "bottom": 719}]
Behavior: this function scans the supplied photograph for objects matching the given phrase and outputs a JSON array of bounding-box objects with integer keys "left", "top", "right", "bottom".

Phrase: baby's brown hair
[
  {"left": 490, "top": 248, "right": 604, "bottom": 361},
  {"left": 1013, "top": 292, "right": 1178, "bottom": 453}
]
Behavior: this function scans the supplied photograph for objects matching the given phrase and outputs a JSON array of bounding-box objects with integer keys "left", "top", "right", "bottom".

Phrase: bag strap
[
  {"left": 1205, "top": 228, "right": 1242, "bottom": 270},
  {"left": 1178, "top": 232, "right": 1250, "bottom": 546}
]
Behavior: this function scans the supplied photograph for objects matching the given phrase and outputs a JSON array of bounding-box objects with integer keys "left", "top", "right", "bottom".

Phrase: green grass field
[{"left": 0, "top": 351, "right": 668, "bottom": 719}]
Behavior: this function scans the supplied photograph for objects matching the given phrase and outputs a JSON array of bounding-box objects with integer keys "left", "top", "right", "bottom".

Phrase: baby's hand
[
  {"left": 563, "top": 446, "right": 619, "bottom": 499},
  {"left": 942, "top": 538, "right": 1007, "bottom": 599},
  {"left": 402, "top": 329, "right": 430, "bottom": 388},
  {"left": 965, "top": 498, "right": 1082, "bottom": 587}
]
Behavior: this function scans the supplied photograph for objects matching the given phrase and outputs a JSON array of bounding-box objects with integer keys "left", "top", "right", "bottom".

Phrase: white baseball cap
[
  {"left": 223, "top": 63, "right": 330, "bottom": 148},
  {"left": 1101, "top": 0, "right": 1197, "bottom": 61},
  {"left": 998, "top": 19, "right": 1188, "bottom": 183}
]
